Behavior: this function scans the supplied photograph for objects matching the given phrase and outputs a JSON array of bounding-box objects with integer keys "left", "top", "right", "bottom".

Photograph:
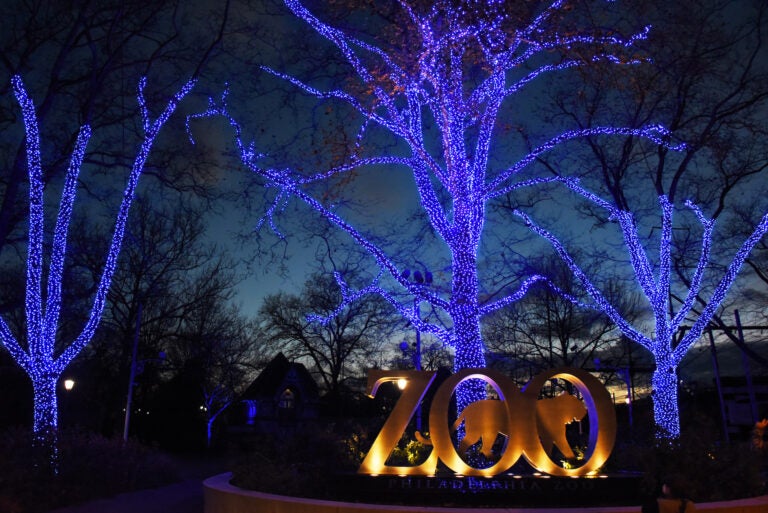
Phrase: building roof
[{"left": 240, "top": 352, "right": 319, "bottom": 400}]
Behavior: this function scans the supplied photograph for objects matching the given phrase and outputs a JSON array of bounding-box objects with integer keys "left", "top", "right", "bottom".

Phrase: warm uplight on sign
[{"left": 359, "top": 368, "right": 616, "bottom": 477}]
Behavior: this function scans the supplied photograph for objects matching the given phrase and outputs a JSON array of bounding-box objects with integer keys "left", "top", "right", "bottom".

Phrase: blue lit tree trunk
[
  {"left": 194, "top": 0, "right": 677, "bottom": 415},
  {"left": 31, "top": 372, "right": 59, "bottom": 466},
  {"left": 0, "top": 76, "right": 194, "bottom": 469},
  {"left": 528, "top": 0, "right": 768, "bottom": 439},
  {"left": 651, "top": 354, "right": 680, "bottom": 439},
  {"left": 32, "top": 375, "right": 58, "bottom": 434},
  {"left": 203, "top": 386, "right": 232, "bottom": 449},
  {"left": 449, "top": 202, "right": 487, "bottom": 408}
]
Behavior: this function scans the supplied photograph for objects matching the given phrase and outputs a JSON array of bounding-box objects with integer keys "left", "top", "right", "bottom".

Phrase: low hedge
[{"left": 0, "top": 427, "right": 178, "bottom": 513}]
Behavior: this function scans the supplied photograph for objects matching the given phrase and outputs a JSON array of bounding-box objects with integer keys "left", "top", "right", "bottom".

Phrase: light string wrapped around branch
[
  {"left": 517, "top": 178, "right": 768, "bottom": 437},
  {"left": 192, "top": 0, "right": 687, "bottom": 417},
  {"left": 0, "top": 75, "right": 194, "bottom": 465}
]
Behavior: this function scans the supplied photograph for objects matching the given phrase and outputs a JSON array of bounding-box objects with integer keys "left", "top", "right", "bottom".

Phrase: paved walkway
[
  {"left": 45, "top": 453, "right": 228, "bottom": 513},
  {"left": 46, "top": 478, "right": 205, "bottom": 513}
]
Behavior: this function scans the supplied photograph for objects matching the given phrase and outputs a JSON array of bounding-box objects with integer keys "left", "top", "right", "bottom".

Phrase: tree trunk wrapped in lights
[
  {"left": 191, "top": 0, "right": 680, "bottom": 412},
  {"left": 516, "top": 180, "right": 768, "bottom": 438},
  {"left": 0, "top": 75, "right": 194, "bottom": 469}
]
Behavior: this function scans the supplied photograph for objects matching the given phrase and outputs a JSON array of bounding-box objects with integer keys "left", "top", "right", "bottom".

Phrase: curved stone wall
[{"left": 204, "top": 472, "right": 768, "bottom": 513}]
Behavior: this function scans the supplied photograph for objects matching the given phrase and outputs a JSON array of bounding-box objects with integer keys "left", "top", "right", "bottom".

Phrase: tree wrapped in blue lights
[
  {"left": 194, "top": 0, "right": 682, "bottom": 410},
  {"left": 515, "top": 179, "right": 768, "bottom": 438},
  {"left": 0, "top": 75, "right": 194, "bottom": 462}
]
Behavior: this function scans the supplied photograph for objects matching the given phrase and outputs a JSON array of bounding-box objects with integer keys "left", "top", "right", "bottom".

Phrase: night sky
[{"left": 1, "top": 0, "right": 767, "bottom": 374}]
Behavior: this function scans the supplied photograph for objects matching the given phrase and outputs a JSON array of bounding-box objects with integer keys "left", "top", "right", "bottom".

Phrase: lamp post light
[{"left": 63, "top": 378, "right": 75, "bottom": 391}]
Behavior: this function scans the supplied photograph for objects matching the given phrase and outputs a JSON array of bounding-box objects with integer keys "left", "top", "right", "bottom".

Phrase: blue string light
[
  {"left": 193, "top": 0, "right": 678, "bottom": 413},
  {"left": 1, "top": 75, "right": 195, "bottom": 466},
  {"left": 516, "top": 181, "right": 768, "bottom": 438}
]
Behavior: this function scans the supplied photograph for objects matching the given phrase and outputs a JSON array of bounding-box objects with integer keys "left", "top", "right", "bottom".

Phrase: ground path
[
  {"left": 46, "top": 452, "right": 226, "bottom": 513},
  {"left": 47, "top": 478, "right": 204, "bottom": 513}
]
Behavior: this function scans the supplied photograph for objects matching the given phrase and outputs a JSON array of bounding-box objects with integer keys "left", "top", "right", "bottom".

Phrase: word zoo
[{"left": 360, "top": 367, "right": 616, "bottom": 477}]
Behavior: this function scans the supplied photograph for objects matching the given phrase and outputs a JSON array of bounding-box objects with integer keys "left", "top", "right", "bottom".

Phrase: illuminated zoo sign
[{"left": 360, "top": 367, "right": 616, "bottom": 477}]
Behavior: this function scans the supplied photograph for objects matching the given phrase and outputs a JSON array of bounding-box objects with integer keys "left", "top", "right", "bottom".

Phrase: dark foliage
[
  {"left": 229, "top": 408, "right": 766, "bottom": 505},
  {"left": 0, "top": 428, "right": 178, "bottom": 513},
  {"left": 614, "top": 414, "right": 765, "bottom": 502},
  {"left": 230, "top": 424, "right": 362, "bottom": 499}
]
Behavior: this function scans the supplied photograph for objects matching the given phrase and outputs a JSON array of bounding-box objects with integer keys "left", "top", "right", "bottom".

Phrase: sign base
[{"left": 332, "top": 472, "right": 644, "bottom": 508}]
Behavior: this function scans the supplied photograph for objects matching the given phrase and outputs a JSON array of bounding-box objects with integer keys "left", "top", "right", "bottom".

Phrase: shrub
[
  {"left": 230, "top": 415, "right": 766, "bottom": 504},
  {"left": 629, "top": 415, "right": 765, "bottom": 502},
  {"left": 231, "top": 425, "right": 360, "bottom": 498},
  {"left": 0, "top": 427, "right": 178, "bottom": 512}
]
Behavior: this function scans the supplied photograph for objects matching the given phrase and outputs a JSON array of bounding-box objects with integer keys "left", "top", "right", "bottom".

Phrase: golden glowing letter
[
  {"left": 358, "top": 370, "right": 438, "bottom": 475},
  {"left": 521, "top": 367, "right": 616, "bottom": 477},
  {"left": 428, "top": 369, "right": 525, "bottom": 477}
]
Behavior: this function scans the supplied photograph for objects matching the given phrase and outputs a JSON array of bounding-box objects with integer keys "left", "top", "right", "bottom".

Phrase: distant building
[
  {"left": 721, "top": 376, "right": 768, "bottom": 438},
  {"left": 230, "top": 353, "right": 320, "bottom": 435}
]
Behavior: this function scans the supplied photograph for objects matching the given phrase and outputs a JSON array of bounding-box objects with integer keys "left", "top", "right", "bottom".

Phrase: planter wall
[{"left": 204, "top": 473, "right": 768, "bottom": 513}]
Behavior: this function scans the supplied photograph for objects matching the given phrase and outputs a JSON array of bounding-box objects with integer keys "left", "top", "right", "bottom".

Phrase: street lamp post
[
  {"left": 593, "top": 355, "right": 634, "bottom": 431},
  {"left": 62, "top": 378, "right": 75, "bottom": 429},
  {"left": 400, "top": 265, "right": 432, "bottom": 431},
  {"left": 401, "top": 267, "right": 433, "bottom": 369},
  {"left": 122, "top": 303, "right": 166, "bottom": 443},
  {"left": 123, "top": 303, "right": 142, "bottom": 443}
]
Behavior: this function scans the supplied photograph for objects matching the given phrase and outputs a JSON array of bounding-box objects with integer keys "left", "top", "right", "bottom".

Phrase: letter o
[
  {"left": 428, "top": 369, "right": 526, "bottom": 476},
  {"left": 521, "top": 367, "right": 616, "bottom": 477}
]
